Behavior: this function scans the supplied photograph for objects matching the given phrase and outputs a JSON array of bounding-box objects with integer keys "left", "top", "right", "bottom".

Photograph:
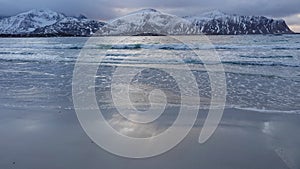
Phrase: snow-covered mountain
[
  {"left": 96, "top": 9, "right": 193, "bottom": 35},
  {"left": 0, "top": 9, "right": 105, "bottom": 36},
  {"left": 0, "top": 9, "right": 65, "bottom": 34},
  {"left": 184, "top": 10, "right": 293, "bottom": 35},
  {"left": 0, "top": 9, "right": 294, "bottom": 36},
  {"left": 33, "top": 16, "right": 105, "bottom": 36},
  {"left": 98, "top": 9, "right": 293, "bottom": 35}
]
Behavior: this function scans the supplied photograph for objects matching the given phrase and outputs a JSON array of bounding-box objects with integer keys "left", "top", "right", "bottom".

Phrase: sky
[{"left": 0, "top": 0, "right": 299, "bottom": 32}]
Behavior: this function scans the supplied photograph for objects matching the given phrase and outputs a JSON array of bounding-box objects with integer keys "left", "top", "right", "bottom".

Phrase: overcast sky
[{"left": 0, "top": 0, "right": 299, "bottom": 32}]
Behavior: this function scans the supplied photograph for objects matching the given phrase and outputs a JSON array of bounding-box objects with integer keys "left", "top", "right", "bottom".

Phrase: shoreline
[{"left": 0, "top": 33, "right": 298, "bottom": 38}]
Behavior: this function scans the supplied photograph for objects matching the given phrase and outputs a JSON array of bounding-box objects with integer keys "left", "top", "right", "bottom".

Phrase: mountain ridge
[
  {"left": 183, "top": 10, "right": 293, "bottom": 35},
  {"left": 0, "top": 8, "right": 294, "bottom": 36}
]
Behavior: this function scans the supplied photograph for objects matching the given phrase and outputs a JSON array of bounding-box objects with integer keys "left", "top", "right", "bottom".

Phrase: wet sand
[{"left": 0, "top": 107, "right": 299, "bottom": 169}]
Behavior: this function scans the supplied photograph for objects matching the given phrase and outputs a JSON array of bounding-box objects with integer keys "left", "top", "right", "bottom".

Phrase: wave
[
  {"left": 0, "top": 56, "right": 73, "bottom": 63},
  {"left": 272, "top": 47, "right": 300, "bottom": 50},
  {"left": 239, "top": 55, "right": 293, "bottom": 59},
  {"left": 222, "top": 61, "right": 299, "bottom": 68},
  {"left": 230, "top": 105, "right": 300, "bottom": 115},
  {"left": 2, "top": 43, "right": 299, "bottom": 51},
  {"left": 57, "top": 45, "right": 300, "bottom": 51},
  {"left": 105, "top": 53, "right": 139, "bottom": 57},
  {"left": 0, "top": 51, "right": 35, "bottom": 55},
  {"left": 110, "top": 44, "right": 192, "bottom": 50},
  {"left": 106, "top": 44, "right": 300, "bottom": 51},
  {"left": 109, "top": 44, "right": 240, "bottom": 50},
  {"left": 24, "top": 43, "right": 235, "bottom": 50},
  {"left": 0, "top": 44, "right": 84, "bottom": 50}
]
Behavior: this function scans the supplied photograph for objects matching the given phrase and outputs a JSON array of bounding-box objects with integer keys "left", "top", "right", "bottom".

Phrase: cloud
[
  {"left": 284, "top": 14, "right": 300, "bottom": 25},
  {"left": 283, "top": 14, "right": 300, "bottom": 32},
  {"left": 1, "top": 0, "right": 300, "bottom": 20},
  {"left": 0, "top": 0, "right": 117, "bottom": 19}
]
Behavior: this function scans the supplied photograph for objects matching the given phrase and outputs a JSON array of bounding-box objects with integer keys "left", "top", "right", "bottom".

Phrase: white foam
[{"left": 229, "top": 105, "right": 300, "bottom": 115}]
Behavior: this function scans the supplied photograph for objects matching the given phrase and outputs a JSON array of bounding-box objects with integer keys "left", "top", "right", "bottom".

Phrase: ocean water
[
  {"left": 0, "top": 35, "right": 299, "bottom": 113},
  {"left": 0, "top": 35, "right": 300, "bottom": 169}
]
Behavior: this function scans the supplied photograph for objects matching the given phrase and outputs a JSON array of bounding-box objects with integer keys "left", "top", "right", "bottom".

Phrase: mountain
[
  {"left": 98, "top": 9, "right": 293, "bottom": 35},
  {"left": 96, "top": 8, "right": 192, "bottom": 35},
  {"left": 0, "top": 9, "right": 106, "bottom": 36},
  {"left": 0, "top": 9, "right": 65, "bottom": 34},
  {"left": 0, "top": 16, "right": 8, "bottom": 19},
  {"left": 0, "top": 9, "right": 294, "bottom": 36},
  {"left": 184, "top": 10, "right": 293, "bottom": 35},
  {"left": 32, "top": 16, "right": 105, "bottom": 36}
]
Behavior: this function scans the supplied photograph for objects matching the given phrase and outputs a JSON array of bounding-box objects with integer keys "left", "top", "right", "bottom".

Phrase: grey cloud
[
  {"left": 284, "top": 14, "right": 300, "bottom": 25},
  {"left": 0, "top": 0, "right": 300, "bottom": 20}
]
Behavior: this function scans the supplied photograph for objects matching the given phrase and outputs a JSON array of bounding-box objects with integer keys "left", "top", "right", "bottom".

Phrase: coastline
[{"left": 0, "top": 32, "right": 297, "bottom": 38}]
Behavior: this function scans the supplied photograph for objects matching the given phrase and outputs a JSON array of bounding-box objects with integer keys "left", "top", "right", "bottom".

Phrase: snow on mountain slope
[
  {"left": 0, "top": 9, "right": 65, "bottom": 34},
  {"left": 186, "top": 10, "right": 228, "bottom": 21},
  {"left": 33, "top": 16, "right": 106, "bottom": 36},
  {"left": 96, "top": 8, "right": 193, "bottom": 35},
  {"left": 97, "top": 9, "right": 293, "bottom": 35},
  {"left": 0, "top": 9, "right": 294, "bottom": 36},
  {"left": 0, "top": 9, "right": 106, "bottom": 36},
  {"left": 184, "top": 10, "right": 293, "bottom": 34}
]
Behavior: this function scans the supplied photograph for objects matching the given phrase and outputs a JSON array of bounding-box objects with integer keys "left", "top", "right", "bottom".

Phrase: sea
[{"left": 0, "top": 35, "right": 299, "bottom": 169}]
